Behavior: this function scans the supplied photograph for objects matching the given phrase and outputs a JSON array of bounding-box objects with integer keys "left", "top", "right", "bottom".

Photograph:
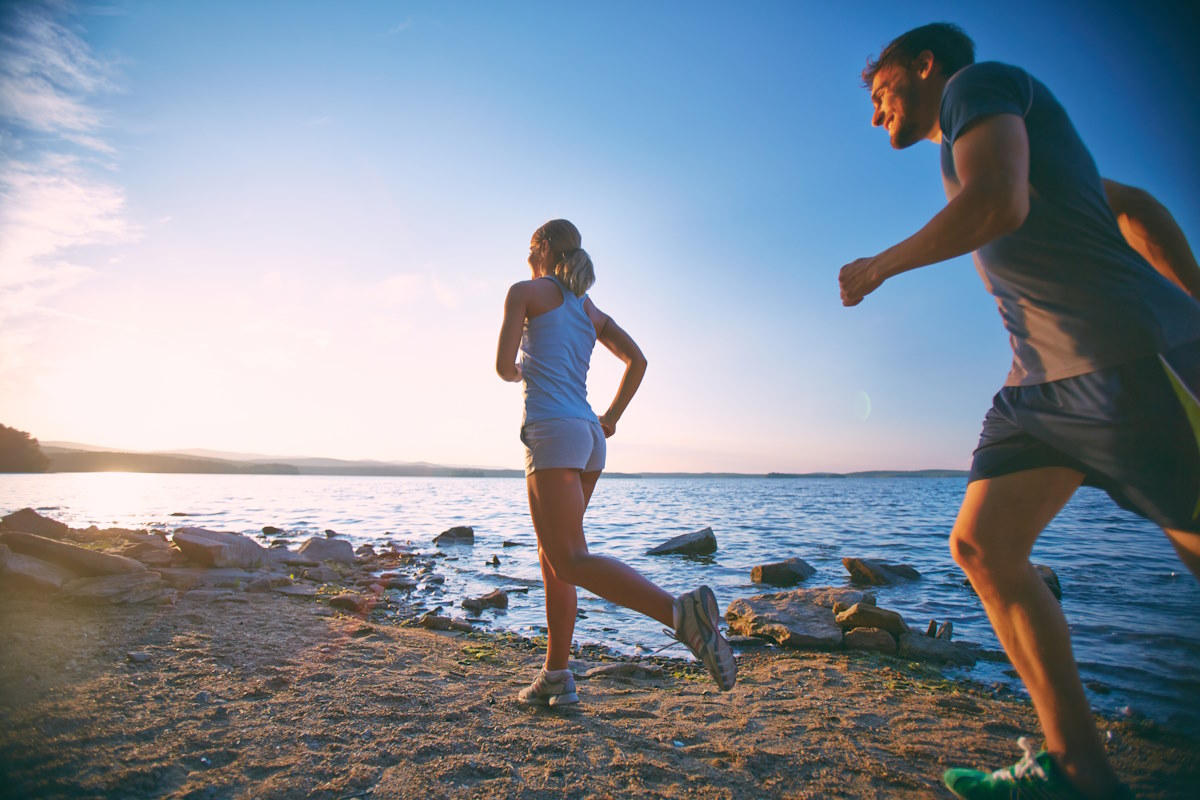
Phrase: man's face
[{"left": 870, "top": 62, "right": 932, "bottom": 149}]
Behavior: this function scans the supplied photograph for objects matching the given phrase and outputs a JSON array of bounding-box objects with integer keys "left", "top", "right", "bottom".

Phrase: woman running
[{"left": 495, "top": 219, "right": 736, "bottom": 705}]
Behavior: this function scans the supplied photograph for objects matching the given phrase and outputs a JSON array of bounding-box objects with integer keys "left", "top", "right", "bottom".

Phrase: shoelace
[
  {"left": 992, "top": 737, "right": 1047, "bottom": 782},
  {"left": 652, "top": 628, "right": 688, "bottom": 655}
]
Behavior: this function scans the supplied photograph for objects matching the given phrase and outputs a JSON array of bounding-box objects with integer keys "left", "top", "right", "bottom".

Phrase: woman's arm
[
  {"left": 587, "top": 299, "right": 647, "bottom": 437},
  {"left": 1103, "top": 178, "right": 1200, "bottom": 300},
  {"left": 495, "top": 283, "right": 527, "bottom": 382}
]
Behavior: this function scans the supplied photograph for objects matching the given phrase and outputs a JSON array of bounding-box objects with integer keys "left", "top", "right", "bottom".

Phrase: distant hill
[
  {"left": 43, "top": 448, "right": 302, "bottom": 475},
  {"left": 40, "top": 446, "right": 522, "bottom": 478},
  {"left": 38, "top": 444, "right": 966, "bottom": 479}
]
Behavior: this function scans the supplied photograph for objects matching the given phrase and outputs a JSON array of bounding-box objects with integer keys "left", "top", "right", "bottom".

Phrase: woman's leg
[
  {"left": 534, "top": 470, "right": 602, "bottom": 671},
  {"left": 527, "top": 467, "right": 674, "bottom": 668}
]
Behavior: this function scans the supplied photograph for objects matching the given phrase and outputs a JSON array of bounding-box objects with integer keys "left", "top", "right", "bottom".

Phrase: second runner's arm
[
  {"left": 839, "top": 113, "right": 1031, "bottom": 306},
  {"left": 1103, "top": 178, "right": 1200, "bottom": 300}
]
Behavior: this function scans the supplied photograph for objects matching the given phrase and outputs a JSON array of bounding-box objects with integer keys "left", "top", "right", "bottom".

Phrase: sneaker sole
[{"left": 691, "top": 585, "right": 736, "bottom": 691}]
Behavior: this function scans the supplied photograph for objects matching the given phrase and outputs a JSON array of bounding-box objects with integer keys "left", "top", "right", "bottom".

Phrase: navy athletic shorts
[{"left": 969, "top": 338, "right": 1200, "bottom": 533}]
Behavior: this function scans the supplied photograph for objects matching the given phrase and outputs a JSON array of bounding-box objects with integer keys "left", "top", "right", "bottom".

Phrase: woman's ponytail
[
  {"left": 555, "top": 248, "right": 595, "bottom": 297},
  {"left": 535, "top": 219, "right": 595, "bottom": 297}
]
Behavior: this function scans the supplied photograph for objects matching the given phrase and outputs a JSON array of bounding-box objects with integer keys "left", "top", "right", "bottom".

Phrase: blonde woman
[{"left": 495, "top": 219, "right": 736, "bottom": 705}]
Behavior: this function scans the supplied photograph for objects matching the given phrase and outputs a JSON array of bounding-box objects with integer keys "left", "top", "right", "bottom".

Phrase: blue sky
[{"left": 1, "top": 0, "right": 1197, "bottom": 472}]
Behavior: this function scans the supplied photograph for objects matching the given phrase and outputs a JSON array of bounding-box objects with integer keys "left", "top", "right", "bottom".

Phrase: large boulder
[
  {"left": 898, "top": 632, "right": 977, "bottom": 666},
  {"left": 63, "top": 573, "right": 166, "bottom": 605},
  {"left": 843, "top": 557, "right": 920, "bottom": 585},
  {"left": 297, "top": 537, "right": 356, "bottom": 564},
  {"left": 172, "top": 528, "right": 269, "bottom": 568},
  {"left": 0, "top": 546, "right": 77, "bottom": 591},
  {"left": 0, "top": 531, "right": 147, "bottom": 576},
  {"left": 1, "top": 508, "right": 70, "bottom": 539},
  {"left": 433, "top": 526, "right": 474, "bottom": 546},
  {"left": 751, "top": 557, "right": 816, "bottom": 586},
  {"left": 725, "top": 587, "right": 873, "bottom": 650},
  {"left": 156, "top": 567, "right": 259, "bottom": 590},
  {"left": 646, "top": 527, "right": 717, "bottom": 556},
  {"left": 834, "top": 602, "right": 910, "bottom": 638}
]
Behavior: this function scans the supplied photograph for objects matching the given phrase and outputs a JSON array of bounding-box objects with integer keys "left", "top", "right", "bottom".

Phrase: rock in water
[
  {"left": 646, "top": 527, "right": 717, "bottom": 556},
  {"left": 461, "top": 589, "right": 509, "bottom": 612},
  {"left": 750, "top": 557, "right": 816, "bottom": 586},
  {"left": 433, "top": 526, "right": 474, "bottom": 546},
  {"left": 1033, "top": 565, "right": 1062, "bottom": 600},
  {"left": 963, "top": 563, "right": 1062, "bottom": 601},
  {"left": 842, "top": 557, "right": 920, "bottom": 585}
]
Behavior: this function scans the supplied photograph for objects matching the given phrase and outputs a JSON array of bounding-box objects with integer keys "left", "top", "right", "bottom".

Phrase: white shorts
[{"left": 521, "top": 418, "right": 606, "bottom": 476}]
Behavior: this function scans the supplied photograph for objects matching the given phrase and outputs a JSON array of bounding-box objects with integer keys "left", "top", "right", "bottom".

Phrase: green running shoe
[{"left": 944, "top": 737, "right": 1136, "bottom": 799}]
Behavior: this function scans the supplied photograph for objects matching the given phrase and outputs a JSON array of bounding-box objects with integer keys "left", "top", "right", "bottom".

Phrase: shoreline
[{"left": 1, "top": 514, "right": 1197, "bottom": 798}]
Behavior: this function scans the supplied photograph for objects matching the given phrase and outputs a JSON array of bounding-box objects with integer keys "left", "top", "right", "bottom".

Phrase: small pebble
[{"left": 127, "top": 652, "right": 152, "bottom": 664}]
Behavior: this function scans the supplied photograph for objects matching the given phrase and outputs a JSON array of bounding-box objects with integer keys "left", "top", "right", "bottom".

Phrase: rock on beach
[
  {"left": 725, "top": 587, "right": 874, "bottom": 650},
  {"left": 297, "top": 536, "right": 356, "bottom": 564},
  {"left": 173, "top": 528, "right": 270, "bottom": 569},
  {"left": 845, "top": 626, "right": 898, "bottom": 655},
  {"left": 835, "top": 602, "right": 910, "bottom": 638},
  {"left": 898, "top": 632, "right": 978, "bottom": 666},
  {"left": 0, "top": 531, "right": 147, "bottom": 577},
  {"left": 0, "top": 508, "right": 69, "bottom": 538}
]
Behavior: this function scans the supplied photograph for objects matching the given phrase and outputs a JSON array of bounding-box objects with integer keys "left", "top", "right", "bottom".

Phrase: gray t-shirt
[{"left": 940, "top": 61, "right": 1200, "bottom": 386}]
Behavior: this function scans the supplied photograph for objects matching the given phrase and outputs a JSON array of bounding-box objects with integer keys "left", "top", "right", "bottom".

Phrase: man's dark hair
[{"left": 861, "top": 23, "right": 975, "bottom": 88}]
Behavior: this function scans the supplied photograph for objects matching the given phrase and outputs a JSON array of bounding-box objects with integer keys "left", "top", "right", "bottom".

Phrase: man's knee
[{"left": 949, "top": 523, "right": 1024, "bottom": 580}]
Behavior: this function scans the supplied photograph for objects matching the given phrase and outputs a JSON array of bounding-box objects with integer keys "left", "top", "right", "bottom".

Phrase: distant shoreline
[{"left": 32, "top": 446, "right": 968, "bottom": 480}]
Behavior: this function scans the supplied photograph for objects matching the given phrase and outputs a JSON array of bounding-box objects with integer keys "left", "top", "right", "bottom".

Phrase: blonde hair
[{"left": 533, "top": 219, "right": 594, "bottom": 297}]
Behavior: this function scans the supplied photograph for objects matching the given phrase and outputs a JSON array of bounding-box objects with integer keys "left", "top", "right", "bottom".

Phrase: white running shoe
[
  {"left": 517, "top": 668, "right": 579, "bottom": 707},
  {"left": 673, "top": 585, "right": 737, "bottom": 691}
]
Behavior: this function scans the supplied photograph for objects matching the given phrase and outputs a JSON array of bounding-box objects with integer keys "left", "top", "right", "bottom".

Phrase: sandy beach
[{"left": 2, "top": 564, "right": 1198, "bottom": 800}]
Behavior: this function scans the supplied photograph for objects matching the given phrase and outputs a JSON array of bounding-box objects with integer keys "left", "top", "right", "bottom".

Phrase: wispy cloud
[
  {"left": 383, "top": 19, "right": 413, "bottom": 37},
  {"left": 0, "top": 1, "right": 136, "bottom": 391},
  {"left": 0, "top": 2, "right": 116, "bottom": 141}
]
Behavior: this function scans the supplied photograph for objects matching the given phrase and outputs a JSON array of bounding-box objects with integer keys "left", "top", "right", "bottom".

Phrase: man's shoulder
[
  {"left": 945, "top": 61, "right": 1028, "bottom": 95},
  {"left": 940, "top": 61, "right": 1035, "bottom": 143}
]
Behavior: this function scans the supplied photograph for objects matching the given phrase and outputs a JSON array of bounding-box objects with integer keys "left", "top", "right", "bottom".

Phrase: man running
[{"left": 839, "top": 21, "right": 1200, "bottom": 800}]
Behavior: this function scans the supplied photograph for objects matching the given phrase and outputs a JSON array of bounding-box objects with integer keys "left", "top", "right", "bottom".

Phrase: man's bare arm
[
  {"left": 840, "top": 113, "right": 1030, "bottom": 306},
  {"left": 1103, "top": 178, "right": 1200, "bottom": 300}
]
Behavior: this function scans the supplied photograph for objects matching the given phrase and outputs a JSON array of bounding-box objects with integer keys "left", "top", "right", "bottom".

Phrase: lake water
[{"left": 2, "top": 473, "right": 1198, "bottom": 735}]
